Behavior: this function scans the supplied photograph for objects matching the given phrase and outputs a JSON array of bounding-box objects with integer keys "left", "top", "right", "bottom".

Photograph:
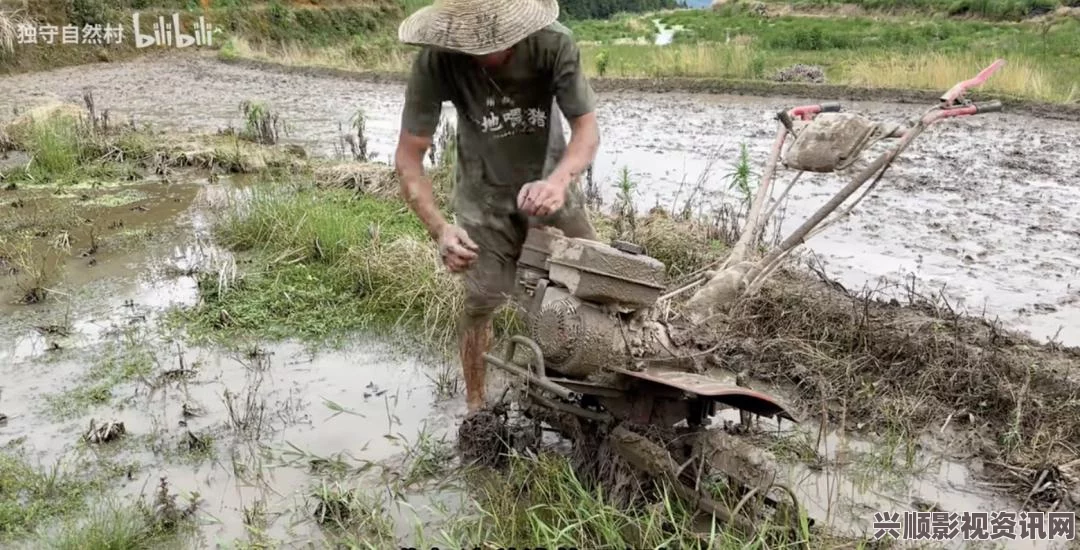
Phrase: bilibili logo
[{"left": 131, "top": 13, "right": 214, "bottom": 48}]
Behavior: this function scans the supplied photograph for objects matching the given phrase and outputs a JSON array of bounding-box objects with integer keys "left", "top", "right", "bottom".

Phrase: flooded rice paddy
[
  {"left": 2, "top": 55, "right": 1075, "bottom": 347},
  {"left": 1, "top": 55, "right": 1078, "bottom": 547},
  {"left": 1, "top": 179, "right": 467, "bottom": 546}
]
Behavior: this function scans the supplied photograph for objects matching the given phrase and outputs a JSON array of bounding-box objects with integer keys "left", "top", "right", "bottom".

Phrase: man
[{"left": 393, "top": 0, "right": 600, "bottom": 414}]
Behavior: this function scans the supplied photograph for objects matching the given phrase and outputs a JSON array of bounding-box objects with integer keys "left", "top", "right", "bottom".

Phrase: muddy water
[
  {"left": 0, "top": 179, "right": 202, "bottom": 313},
  {"left": 710, "top": 409, "right": 1060, "bottom": 548},
  {"left": 0, "top": 181, "right": 468, "bottom": 546},
  {"left": 2, "top": 56, "right": 1075, "bottom": 347}
]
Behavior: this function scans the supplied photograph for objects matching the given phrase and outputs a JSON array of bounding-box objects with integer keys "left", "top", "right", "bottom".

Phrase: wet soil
[
  {"left": 1, "top": 55, "right": 1076, "bottom": 348},
  {"left": 0, "top": 179, "right": 469, "bottom": 546},
  {"left": 1, "top": 55, "right": 1079, "bottom": 546},
  {"left": 719, "top": 408, "right": 1066, "bottom": 548},
  {"left": 0, "top": 178, "right": 202, "bottom": 309}
]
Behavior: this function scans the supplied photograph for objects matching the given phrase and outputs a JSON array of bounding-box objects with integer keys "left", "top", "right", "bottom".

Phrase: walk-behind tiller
[{"left": 479, "top": 60, "right": 1007, "bottom": 543}]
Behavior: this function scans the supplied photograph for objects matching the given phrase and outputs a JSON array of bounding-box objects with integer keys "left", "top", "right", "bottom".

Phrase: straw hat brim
[{"left": 398, "top": 0, "right": 560, "bottom": 56}]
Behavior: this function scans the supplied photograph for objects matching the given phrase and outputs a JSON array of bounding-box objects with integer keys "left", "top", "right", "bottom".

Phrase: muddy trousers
[{"left": 457, "top": 206, "right": 596, "bottom": 413}]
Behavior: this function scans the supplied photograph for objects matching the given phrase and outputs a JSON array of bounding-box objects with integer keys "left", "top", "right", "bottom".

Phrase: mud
[
  {"left": 0, "top": 179, "right": 203, "bottom": 310},
  {"left": 718, "top": 408, "right": 1071, "bottom": 549},
  {"left": 1, "top": 56, "right": 1075, "bottom": 350},
  {"left": 1, "top": 55, "right": 1079, "bottom": 545},
  {"left": 0, "top": 178, "right": 470, "bottom": 546}
]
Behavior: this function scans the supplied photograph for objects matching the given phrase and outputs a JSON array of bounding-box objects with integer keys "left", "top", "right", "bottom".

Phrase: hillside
[{"left": 2, "top": 0, "right": 693, "bottom": 73}]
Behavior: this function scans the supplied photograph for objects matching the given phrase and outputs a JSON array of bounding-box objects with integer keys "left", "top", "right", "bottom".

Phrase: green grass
[
  {"left": 0, "top": 444, "right": 181, "bottom": 549},
  {"left": 172, "top": 157, "right": 733, "bottom": 348},
  {"left": 661, "top": 8, "right": 1079, "bottom": 54},
  {"left": 0, "top": 450, "right": 96, "bottom": 541},
  {"left": 217, "top": 4, "right": 1080, "bottom": 103},
  {"left": 764, "top": 0, "right": 1067, "bottom": 21},
  {"left": 400, "top": 0, "right": 431, "bottom": 15},
  {"left": 302, "top": 430, "right": 824, "bottom": 549},
  {"left": 173, "top": 181, "right": 520, "bottom": 349},
  {"left": 9, "top": 113, "right": 98, "bottom": 182},
  {"left": 2, "top": 109, "right": 163, "bottom": 187},
  {"left": 571, "top": 13, "right": 661, "bottom": 43},
  {"left": 36, "top": 499, "right": 193, "bottom": 550},
  {"left": 219, "top": 2, "right": 400, "bottom": 47},
  {"left": 45, "top": 327, "right": 156, "bottom": 419},
  {"left": 431, "top": 452, "right": 814, "bottom": 549},
  {"left": 572, "top": 9, "right": 1080, "bottom": 101}
]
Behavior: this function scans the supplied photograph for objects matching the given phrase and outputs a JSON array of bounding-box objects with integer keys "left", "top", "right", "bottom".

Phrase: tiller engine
[
  {"left": 482, "top": 59, "right": 1007, "bottom": 541},
  {"left": 483, "top": 230, "right": 805, "bottom": 539}
]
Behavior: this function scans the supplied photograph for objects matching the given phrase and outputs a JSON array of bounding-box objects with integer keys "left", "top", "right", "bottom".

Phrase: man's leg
[
  {"left": 459, "top": 308, "right": 493, "bottom": 413},
  {"left": 458, "top": 217, "right": 527, "bottom": 413}
]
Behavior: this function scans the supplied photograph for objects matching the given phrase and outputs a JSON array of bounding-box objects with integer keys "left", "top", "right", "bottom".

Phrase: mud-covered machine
[
  {"left": 481, "top": 61, "right": 1007, "bottom": 539},
  {"left": 483, "top": 229, "right": 806, "bottom": 537}
]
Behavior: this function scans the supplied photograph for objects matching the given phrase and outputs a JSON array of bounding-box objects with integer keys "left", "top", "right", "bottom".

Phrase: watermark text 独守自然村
[
  {"left": 15, "top": 23, "right": 124, "bottom": 46},
  {"left": 13, "top": 13, "right": 214, "bottom": 48}
]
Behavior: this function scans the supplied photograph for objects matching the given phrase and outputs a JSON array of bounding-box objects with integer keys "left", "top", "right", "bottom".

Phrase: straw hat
[{"left": 398, "top": 0, "right": 560, "bottom": 56}]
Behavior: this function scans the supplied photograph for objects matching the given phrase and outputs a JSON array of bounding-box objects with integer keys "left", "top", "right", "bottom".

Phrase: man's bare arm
[
  {"left": 548, "top": 111, "right": 600, "bottom": 189},
  {"left": 395, "top": 128, "right": 448, "bottom": 240}
]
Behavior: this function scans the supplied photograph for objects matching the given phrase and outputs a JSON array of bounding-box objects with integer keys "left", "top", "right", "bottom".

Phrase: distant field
[
  {"left": 3, "top": 0, "right": 1079, "bottom": 102},
  {"left": 765, "top": 0, "right": 1071, "bottom": 20},
  {"left": 568, "top": 7, "right": 1079, "bottom": 101}
]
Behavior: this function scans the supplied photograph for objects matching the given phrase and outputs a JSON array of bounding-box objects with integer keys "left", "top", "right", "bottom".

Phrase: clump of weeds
[
  {"left": 2, "top": 107, "right": 112, "bottom": 185},
  {"left": 1, "top": 9, "right": 24, "bottom": 57},
  {"left": 437, "top": 451, "right": 810, "bottom": 548},
  {"left": 239, "top": 497, "right": 274, "bottom": 549},
  {"left": 611, "top": 166, "right": 638, "bottom": 241},
  {"left": 347, "top": 107, "right": 369, "bottom": 161},
  {"left": 239, "top": 100, "right": 287, "bottom": 145},
  {"left": 178, "top": 430, "right": 216, "bottom": 463},
  {"left": 0, "top": 448, "right": 96, "bottom": 541},
  {"left": 724, "top": 142, "right": 757, "bottom": 206},
  {"left": 176, "top": 183, "right": 519, "bottom": 351},
  {"left": 426, "top": 358, "right": 461, "bottom": 400},
  {"left": 82, "top": 419, "right": 127, "bottom": 445},
  {"left": 310, "top": 481, "right": 395, "bottom": 544},
  {"left": 0, "top": 233, "right": 66, "bottom": 304},
  {"left": 223, "top": 385, "right": 268, "bottom": 440},
  {"left": 393, "top": 423, "right": 455, "bottom": 488},
  {"left": 727, "top": 268, "right": 1080, "bottom": 473},
  {"left": 45, "top": 326, "right": 156, "bottom": 419},
  {"left": 38, "top": 477, "right": 199, "bottom": 549}
]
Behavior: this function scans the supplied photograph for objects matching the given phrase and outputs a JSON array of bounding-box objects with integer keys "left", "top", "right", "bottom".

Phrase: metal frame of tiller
[
  {"left": 483, "top": 59, "right": 1007, "bottom": 542},
  {"left": 774, "top": 59, "right": 1005, "bottom": 244}
]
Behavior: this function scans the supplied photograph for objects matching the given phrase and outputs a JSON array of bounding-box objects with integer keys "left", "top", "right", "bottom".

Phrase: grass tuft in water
[
  {"left": 311, "top": 481, "right": 395, "bottom": 545},
  {"left": 0, "top": 451, "right": 94, "bottom": 541},
  {"left": 175, "top": 183, "right": 520, "bottom": 350},
  {"left": 36, "top": 477, "right": 199, "bottom": 550},
  {"left": 436, "top": 451, "right": 803, "bottom": 549},
  {"left": 45, "top": 326, "right": 156, "bottom": 419}
]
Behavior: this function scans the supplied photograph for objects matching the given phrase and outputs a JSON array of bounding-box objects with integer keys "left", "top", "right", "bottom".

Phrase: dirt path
[{"left": 1, "top": 55, "right": 1077, "bottom": 352}]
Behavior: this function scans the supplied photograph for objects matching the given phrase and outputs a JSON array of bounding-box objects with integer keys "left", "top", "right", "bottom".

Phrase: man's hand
[
  {"left": 518, "top": 178, "right": 568, "bottom": 217},
  {"left": 437, "top": 224, "right": 480, "bottom": 273}
]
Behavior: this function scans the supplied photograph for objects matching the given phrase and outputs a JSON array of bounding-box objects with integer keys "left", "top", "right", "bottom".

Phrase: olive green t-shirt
[{"left": 400, "top": 22, "right": 597, "bottom": 226}]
